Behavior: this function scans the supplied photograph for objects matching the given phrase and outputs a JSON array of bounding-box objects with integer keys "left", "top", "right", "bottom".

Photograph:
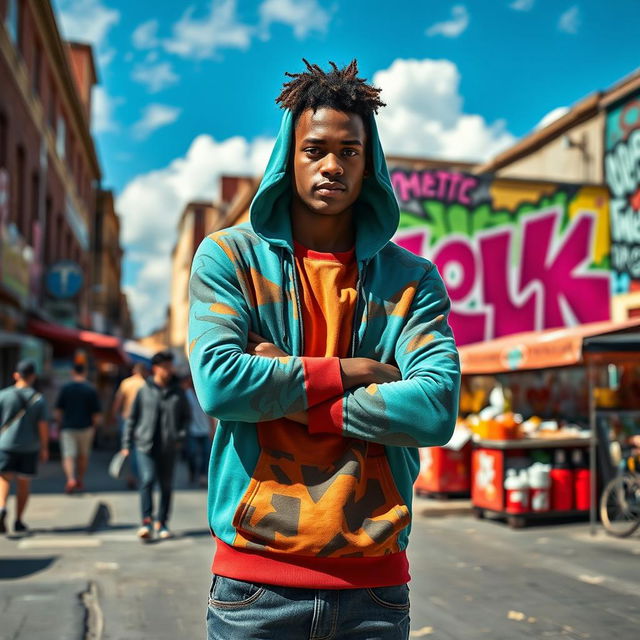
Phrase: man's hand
[
  {"left": 246, "top": 332, "right": 289, "bottom": 358},
  {"left": 340, "top": 358, "right": 401, "bottom": 389},
  {"left": 120, "top": 449, "right": 130, "bottom": 458},
  {"left": 247, "top": 332, "right": 401, "bottom": 387}
]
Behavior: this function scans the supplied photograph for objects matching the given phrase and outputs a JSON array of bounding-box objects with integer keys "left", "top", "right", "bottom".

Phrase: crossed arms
[{"left": 188, "top": 237, "right": 461, "bottom": 448}]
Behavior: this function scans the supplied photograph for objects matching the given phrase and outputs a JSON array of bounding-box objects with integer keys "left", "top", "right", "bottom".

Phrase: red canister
[
  {"left": 550, "top": 449, "right": 574, "bottom": 511},
  {"left": 572, "top": 450, "right": 591, "bottom": 511}
]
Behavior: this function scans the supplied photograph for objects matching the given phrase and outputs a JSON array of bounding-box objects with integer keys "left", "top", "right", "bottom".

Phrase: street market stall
[{"left": 457, "top": 318, "right": 640, "bottom": 530}]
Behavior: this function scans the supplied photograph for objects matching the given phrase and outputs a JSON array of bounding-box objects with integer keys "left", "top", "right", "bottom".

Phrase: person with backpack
[{"left": 0, "top": 360, "right": 49, "bottom": 535}]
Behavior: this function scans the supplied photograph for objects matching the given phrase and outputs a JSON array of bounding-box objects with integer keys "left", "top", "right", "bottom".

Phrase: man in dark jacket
[
  {"left": 0, "top": 360, "right": 48, "bottom": 534},
  {"left": 121, "top": 350, "right": 190, "bottom": 540}
]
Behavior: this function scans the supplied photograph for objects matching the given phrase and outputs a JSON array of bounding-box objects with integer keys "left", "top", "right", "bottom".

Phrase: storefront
[{"left": 457, "top": 318, "right": 640, "bottom": 530}]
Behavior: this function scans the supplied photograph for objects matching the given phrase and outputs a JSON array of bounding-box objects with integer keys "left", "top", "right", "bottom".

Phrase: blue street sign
[{"left": 45, "top": 260, "right": 83, "bottom": 299}]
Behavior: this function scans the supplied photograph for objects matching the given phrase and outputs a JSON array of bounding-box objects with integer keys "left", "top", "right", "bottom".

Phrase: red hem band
[{"left": 212, "top": 538, "right": 410, "bottom": 589}]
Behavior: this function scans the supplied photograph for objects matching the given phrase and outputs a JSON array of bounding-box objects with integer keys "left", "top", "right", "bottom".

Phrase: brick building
[{"left": 0, "top": 0, "right": 130, "bottom": 384}]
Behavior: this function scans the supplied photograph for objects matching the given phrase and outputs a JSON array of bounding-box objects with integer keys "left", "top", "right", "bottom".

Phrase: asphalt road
[{"left": 1, "top": 452, "right": 638, "bottom": 639}]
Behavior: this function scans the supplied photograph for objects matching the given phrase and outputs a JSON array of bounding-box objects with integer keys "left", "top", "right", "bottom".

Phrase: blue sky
[{"left": 53, "top": 0, "right": 640, "bottom": 336}]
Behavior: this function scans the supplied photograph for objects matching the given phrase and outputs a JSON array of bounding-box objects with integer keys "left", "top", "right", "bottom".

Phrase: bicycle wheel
[{"left": 600, "top": 474, "right": 640, "bottom": 538}]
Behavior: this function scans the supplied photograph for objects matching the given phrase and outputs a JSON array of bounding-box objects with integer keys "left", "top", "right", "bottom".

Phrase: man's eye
[
  {"left": 343, "top": 149, "right": 358, "bottom": 157},
  {"left": 304, "top": 148, "right": 320, "bottom": 155}
]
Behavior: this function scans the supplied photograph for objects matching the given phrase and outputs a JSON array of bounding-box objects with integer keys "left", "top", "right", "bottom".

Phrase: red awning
[
  {"left": 27, "top": 319, "right": 130, "bottom": 366},
  {"left": 458, "top": 318, "right": 640, "bottom": 375}
]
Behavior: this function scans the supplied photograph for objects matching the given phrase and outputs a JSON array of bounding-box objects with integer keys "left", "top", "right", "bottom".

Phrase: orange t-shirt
[{"left": 293, "top": 241, "right": 358, "bottom": 358}]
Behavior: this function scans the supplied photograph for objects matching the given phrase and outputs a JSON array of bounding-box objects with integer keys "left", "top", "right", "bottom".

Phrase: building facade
[
  {"left": 0, "top": 0, "right": 129, "bottom": 384},
  {"left": 476, "top": 69, "right": 640, "bottom": 323},
  {"left": 167, "top": 176, "right": 257, "bottom": 364}
]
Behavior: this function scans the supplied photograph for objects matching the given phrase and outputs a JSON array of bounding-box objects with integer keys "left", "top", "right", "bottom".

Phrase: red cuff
[
  {"left": 308, "top": 395, "right": 344, "bottom": 435},
  {"left": 301, "top": 356, "right": 343, "bottom": 407}
]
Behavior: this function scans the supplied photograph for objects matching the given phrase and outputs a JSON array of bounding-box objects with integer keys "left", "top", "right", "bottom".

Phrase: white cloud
[
  {"left": 259, "top": 0, "right": 331, "bottom": 39},
  {"left": 132, "top": 19, "right": 160, "bottom": 49},
  {"left": 558, "top": 5, "right": 580, "bottom": 34},
  {"left": 163, "top": 0, "right": 252, "bottom": 60},
  {"left": 426, "top": 5, "right": 469, "bottom": 38},
  {"left": 117, "top": 134, "right": 274, "bottom": 334},
  {"left": 91, "top": 86, "right": 123, "bottom": 133},
  {"left": 132, "top": 62, "right": 179, "bottom": 93},
  {"left": 55, "top": 0, "right": 119, "bottom": 64},
  {"left": 132, "top": 104, "right": 181, "bottom": 139},
  {"left": 373, "top": 58, "right": 516, "bottom": 161},
  {"left": 535, "top": 106, "right": 570, "bottom": 130},
  {"left": 510, "top": 0, "right": 534, "bottom": 10}
]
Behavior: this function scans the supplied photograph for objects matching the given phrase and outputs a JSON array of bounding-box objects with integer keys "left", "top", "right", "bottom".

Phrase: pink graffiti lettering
[
  {"left": 391, "top": 170, "right": 478, "bottom": 205},
  {"left": 393, "top": 208, "right": 610, "bottom": 345},
  {"left": 519, "top": 208, "right": 610, "bottom": 328}
]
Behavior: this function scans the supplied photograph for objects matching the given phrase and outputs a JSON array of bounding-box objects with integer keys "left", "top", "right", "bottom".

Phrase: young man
[
  {"left": 55, "top": 363, "right": 101, "bottom": 493},
  {"left": 121, "top": 351, "right": 190, "bottom": 540},
  {"left": 189, "top": 60, "right": 461, "bottom": 639},
  {"left": 111, "top": 363, "right": 148, "bottom": 488},
  {"left": 0, "top": 360, "right": 48, "bottom": 534}
]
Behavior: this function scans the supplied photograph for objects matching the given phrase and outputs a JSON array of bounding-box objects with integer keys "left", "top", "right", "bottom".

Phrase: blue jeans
[
  {"left": 206, "top": 575, "right": 410, "bottom": 640},
  {"left": 137, "top": 449, "right": 176, "bottom": 524}
]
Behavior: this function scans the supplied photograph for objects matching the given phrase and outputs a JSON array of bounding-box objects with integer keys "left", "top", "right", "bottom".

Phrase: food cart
[{"left": 457, "top": 318, "right": 640, "bottom": 531}]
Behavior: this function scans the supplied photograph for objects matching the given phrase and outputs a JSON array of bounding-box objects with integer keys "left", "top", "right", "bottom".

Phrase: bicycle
[{"left": 600, "top": 451, "right": 640, "bottom": 538}]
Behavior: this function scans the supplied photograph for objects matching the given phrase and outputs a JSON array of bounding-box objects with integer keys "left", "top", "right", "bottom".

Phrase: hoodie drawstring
[{"left": 280, "top": 248, "right": 291, "bottom": 352}]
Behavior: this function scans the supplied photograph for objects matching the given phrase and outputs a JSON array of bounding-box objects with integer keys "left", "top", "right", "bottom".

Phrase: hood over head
[{"left": 249, "top": 109, "right": 399, "bottom": 262}]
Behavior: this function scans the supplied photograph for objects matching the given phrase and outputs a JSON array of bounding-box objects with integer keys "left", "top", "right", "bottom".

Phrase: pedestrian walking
[
  {"left": 0, "top": 360, "right": 49, "bottom": 535},
  {"left": 121, "top": 350, "right": 190, "bottom": 541},
  {"left": 110, "top": 363, "right": 147, "bottom": 489},
  {"left": 189, "top": 59, "right": 461, "bottom": 639},
  {"left": 181, "top": 374, "right": 216, "bottom": 487},
  {"left": 54, "top": 363, "right": 101, "bottom": 494}
]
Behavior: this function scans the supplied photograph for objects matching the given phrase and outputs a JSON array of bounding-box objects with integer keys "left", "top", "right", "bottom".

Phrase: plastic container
[
  {"left": 550, "top": 449, "right": 574, "bottom": 511},
  {"left": 528, "top": 462, "right": 551, "bottom": 512},
  {"left": 505, "top": 468, "right": 529, "bottom": 513},
  {"left": 572, "top": 449, "right": 591, "bottom": 511}
]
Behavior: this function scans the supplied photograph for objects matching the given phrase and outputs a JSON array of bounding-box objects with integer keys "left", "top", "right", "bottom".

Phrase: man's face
[
  {"left": 292, "top": 107, "right": 367, "bottom": 217},
  {"left": 153, "top": 361, "right": 173, "bottom": 384}
]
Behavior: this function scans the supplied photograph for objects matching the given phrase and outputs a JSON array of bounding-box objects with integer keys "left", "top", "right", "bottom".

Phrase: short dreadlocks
[{"left": 276, "top": 59, "right": 385, "bottom": 122}]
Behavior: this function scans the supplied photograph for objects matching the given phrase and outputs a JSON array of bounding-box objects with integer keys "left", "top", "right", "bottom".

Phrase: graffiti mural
[
  {"left": 605, "top": 90, "right": 640, "bottom": 292},
  {"left": 389, "top": 169, "right": 610, "bottom": 345}
]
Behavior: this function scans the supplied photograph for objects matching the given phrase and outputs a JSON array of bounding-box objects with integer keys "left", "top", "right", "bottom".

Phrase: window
[
  {"left": 32, "top": 40, "right": 42, "bottom": 97},
  {"left": 48, "top": 78, "right": 56, "bottom": 129},
  {"left": 0, "top": 112, "right": 7, "bottom": 168},
  {"left": 4, "top": 0, "right": 19, "bottom": 46},
  {"left": 29, "top": 171, "right": 39, "bottom": 245},
  {"left": 44, "top": 196, "right": 53, "bottom": 263},
  {"left": 15, "top": 145, "right": 25, "bottom": 231},
  {"left": 56, "top": 114, "right": 66, "bottom": 160}
]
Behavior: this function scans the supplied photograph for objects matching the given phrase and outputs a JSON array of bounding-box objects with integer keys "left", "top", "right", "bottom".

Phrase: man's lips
[{"left": 315, "top": 182, "right": 346, "bottom": 196}]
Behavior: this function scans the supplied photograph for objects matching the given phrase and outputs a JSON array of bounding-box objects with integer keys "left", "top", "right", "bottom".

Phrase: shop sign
[
  {"left": 605, "top": 89, "right": 640, "bottom": 292},
  {"left": 45, "top": 260, "right": 83, "bottom": 299},
  {"left": 0, "top": 222, "right": 31, "bottom": 307},
  {"left": 389, "top": 169, "right": 610, "bottom": 345}
]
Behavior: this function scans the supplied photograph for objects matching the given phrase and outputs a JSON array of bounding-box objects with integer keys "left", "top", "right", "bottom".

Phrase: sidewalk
[{"left": 0, "top": 448, "right": 212, "bottom": 640}]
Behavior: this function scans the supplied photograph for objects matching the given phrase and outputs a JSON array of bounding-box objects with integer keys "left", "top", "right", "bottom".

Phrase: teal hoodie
[{"left": 188, "top": 110, "right": 461, "bottom": 588}]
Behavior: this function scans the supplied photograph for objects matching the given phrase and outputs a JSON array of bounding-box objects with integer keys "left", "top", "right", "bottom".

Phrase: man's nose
[{"left": 320, "top": 153, "right": 343, "bottom": 176}]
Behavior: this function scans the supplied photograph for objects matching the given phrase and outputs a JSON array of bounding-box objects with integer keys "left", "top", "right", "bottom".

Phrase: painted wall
[
  {"left": 389, "top": 168, "right": 611, "bottom": 346},
  {"left": 493, "top": 115, "right": 604, "bottom": 185},
  {"left": 605, "top": 90, "right": 640, "bottom": 294}
]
